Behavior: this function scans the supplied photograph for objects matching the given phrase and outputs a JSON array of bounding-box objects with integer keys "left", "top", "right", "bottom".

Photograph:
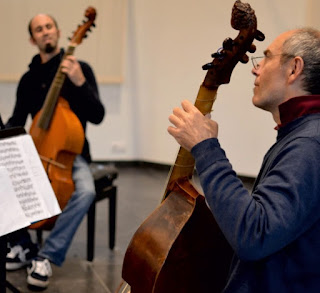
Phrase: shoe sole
[
  {"left": 6, "top": 260, "right": 31, "bottom": 271},
  {"left": 27, "top": 275, "right": 49, "bottom": 288}
]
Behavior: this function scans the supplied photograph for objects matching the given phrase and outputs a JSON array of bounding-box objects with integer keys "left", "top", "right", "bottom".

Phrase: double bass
[
  {"left": 29, "top": 7, "right": 97, "bottom": 230},
  {"left": 119, "top": 1, "right": 265, "bottom": 292}
]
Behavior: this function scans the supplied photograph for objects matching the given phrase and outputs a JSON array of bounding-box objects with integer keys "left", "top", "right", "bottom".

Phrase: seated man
[
  {"left": 168, "top": 28, "right": 320, "bottom": 292},
  {"left": 6, "top": 13, "right": 105, "bottom": 289}
]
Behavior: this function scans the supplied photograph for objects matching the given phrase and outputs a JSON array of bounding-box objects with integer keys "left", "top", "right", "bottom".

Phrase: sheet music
[
  {"left": 0, "top": 167, "right": 30, "bottom": 235},
  {"left": 0, "top": 134, "right": 61, "bottom": 236}
]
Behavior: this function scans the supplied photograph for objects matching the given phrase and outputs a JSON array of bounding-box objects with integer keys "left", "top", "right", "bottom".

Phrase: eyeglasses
[
  {"left": 251, "top": 53, "right": 295, "bottom": 70},
  {"left": 251, "top": 56, "right": 265, "bottom": 70}
]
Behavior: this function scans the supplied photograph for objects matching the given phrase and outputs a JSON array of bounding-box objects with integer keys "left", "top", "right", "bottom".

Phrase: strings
[{"left": 115, "top": 280, "right": 131, "bottom": 293}]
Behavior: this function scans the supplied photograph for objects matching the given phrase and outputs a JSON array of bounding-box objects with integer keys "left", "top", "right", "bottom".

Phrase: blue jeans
[{"left": 38, "top": 155, "right": 95, "bottom": 266}]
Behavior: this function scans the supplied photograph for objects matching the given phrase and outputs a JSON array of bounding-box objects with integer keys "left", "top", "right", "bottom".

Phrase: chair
[
  {"left": 87, "top": 163, "right": 118, "bottom": 261},
  {"left": 35, "top": 163, "right": 118, "bottom": 262}
]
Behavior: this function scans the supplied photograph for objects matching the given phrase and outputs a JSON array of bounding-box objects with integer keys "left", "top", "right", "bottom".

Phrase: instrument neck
[
  {"left": 37, "top": 46, "right": 76, "bottom": 130},
  {"left": 162, "top": 84, "right": 218, "bottom": 200}
]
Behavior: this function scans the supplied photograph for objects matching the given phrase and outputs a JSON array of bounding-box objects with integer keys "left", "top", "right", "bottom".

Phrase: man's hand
[
  {"left": 60, "top": 55, "right": 86, "bottom": 86},
  {"left": 167, "top": 100, "right": 218, "bottom": 151}
]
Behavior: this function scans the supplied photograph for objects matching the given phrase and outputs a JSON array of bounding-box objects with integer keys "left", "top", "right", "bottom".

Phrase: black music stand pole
[
  {"left": 0, "top": 235, "right": 20, "bottom": 293},
  {"left": 0, "top": 121, "right": 22, "bottom": 293},
  {"left": 0, "top": 235, "right": 6, "bottom": 292}
]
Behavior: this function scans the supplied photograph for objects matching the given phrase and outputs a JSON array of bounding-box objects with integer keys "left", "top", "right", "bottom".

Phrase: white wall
[{"left": 0, "top": 0, "right": 313, "bottom": 177}]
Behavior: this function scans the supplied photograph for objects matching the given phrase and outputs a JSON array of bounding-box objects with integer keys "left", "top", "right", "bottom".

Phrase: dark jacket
[
  {"left": 191, "top": 105, "right": 320, "bottom": 292},
  {"left": 6, "top": 49, "right": 105, "bottom": 163}
]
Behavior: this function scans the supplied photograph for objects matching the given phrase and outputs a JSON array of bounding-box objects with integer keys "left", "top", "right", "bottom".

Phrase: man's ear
[
  {"left": 288, "top": 56, "right": 304, "bottom": 83},
  {"left": 29, "top": 36, "right": 36, "bottom": 46}
]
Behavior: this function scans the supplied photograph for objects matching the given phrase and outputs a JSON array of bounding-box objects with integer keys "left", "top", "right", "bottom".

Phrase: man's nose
[
  {"left": 42, "top": 27, "right": 50, "bottom": 35},
  {"left": 252, "top": 66, "right": 259, "bottom": 76}
]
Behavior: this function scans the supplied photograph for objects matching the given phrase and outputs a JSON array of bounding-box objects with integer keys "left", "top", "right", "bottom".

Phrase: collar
[
  {"left": 29, "top": 48, "right": 64, "bottom": 70},
  {"left": 276, "top": 95, "right": 320, "bottom": 129}
]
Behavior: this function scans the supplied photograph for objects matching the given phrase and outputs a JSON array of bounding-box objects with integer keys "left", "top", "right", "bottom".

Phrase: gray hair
[{"left": 281, "top": 28, "right": 320, "bottom": 94}]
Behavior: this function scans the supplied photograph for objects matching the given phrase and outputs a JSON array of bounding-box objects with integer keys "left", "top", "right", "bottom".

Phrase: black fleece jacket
[{"left": 6, "top": 49, "right": 105, "bottom": 163}]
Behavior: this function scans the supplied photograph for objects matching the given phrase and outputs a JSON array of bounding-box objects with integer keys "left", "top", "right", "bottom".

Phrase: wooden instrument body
[
  {"left": 123, "top": 84, "right": 233, "bottom": 293},
  {"left": 29, "top": 97, "right": 84, "bottom": 229},
  {"left": 123, "top": 178, "right": 233, "bottom": 293}
]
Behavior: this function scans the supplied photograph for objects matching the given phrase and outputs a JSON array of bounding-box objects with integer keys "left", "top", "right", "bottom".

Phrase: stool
[
  {"left": 87, "top": 163, "right": 118, "bottom": 261},
  {"left": 35, "top": 163, "right": 118, "bottom": 262}
]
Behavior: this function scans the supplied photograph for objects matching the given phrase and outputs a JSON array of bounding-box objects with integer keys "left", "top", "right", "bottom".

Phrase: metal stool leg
[
  {"left": 109, "top": 187, "right": 117, "bottom": 249},
  {"left": 87, "top": 186, "right": 117, "bottom": 261},
  {"left": 87, "top": 201, "right": 96, "bottom": 261}
]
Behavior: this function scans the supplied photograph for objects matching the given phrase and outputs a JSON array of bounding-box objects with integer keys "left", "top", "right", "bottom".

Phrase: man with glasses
[{"left": 168, "top": 28, "right": 320, "bottom": 292}]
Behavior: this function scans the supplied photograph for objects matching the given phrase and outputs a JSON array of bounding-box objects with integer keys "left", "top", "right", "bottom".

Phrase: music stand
[{"left": 0, "top": 127, "right": 26, "bottom": 293}]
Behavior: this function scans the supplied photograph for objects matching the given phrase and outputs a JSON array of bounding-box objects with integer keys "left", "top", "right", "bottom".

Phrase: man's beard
[{"left": 44, "top": 43, "right": 56, "bottom": 53}]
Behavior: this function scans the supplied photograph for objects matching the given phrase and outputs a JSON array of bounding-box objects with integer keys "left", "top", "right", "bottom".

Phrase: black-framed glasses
[{"left": 251, "top": 53, "right": 295, "bottom": 70}]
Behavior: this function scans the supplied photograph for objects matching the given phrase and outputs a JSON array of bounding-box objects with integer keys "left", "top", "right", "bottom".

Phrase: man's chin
[
  {"left": 252, "top": 96, "right": 259, "bottom": 107},
  {"left": 44, "top": 44, "right": 56, "bottom": 53},
  {"left": 252, "top": 100, "right": 270, "bottom": 112},
  {"left": 252, "top": 97, "right": 265, "bottom": 110}
]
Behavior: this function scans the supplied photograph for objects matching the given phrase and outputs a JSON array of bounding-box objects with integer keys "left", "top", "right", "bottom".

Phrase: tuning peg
[
  {"left": 202, "top": 62, "right": 214, "bottom": 70},
  {"left": 211, "top": 50, "right": 226, "bottom": 59},
  {"left": 68, "top": 37, "right": 71, "bottom": 41},
  {"left": 255, "top": 30, "right": 265, "bottom": 42},
  {"left": 92, "top": 23, "right": 96, "bottom": 27},
  {"left": 240, "top": 54, "right": 249, "bottom": 64},
  {"left": 211, "top": 52, "right": 219, "bottom": 58},
  {"left": 223, "top": 37, "right": 234, "bottom": 51},
  {"left": 248, "top": 43, "right": 256, "bottom": 53}
]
